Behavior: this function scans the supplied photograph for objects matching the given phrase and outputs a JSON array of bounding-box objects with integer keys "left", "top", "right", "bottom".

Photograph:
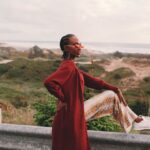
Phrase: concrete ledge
[
  {"left": 88, "top": 130, "right": 150, "bottom": 150},
  {"left": 0, "top": 124, "right": 51, "bottom": 150},
  {"left": 0, "top": 123, "right": 51, "bottom": 138},
  {"left": 0, "top": 124, "right": 150, "bottom": 150}
]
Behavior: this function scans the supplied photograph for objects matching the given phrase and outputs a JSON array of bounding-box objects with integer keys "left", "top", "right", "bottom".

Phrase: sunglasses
[{"left": 66, "top": 42, "right": 84, "bottom": 47}]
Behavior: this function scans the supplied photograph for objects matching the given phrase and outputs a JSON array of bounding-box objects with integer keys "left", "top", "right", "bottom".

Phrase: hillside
[{"left": 0, "top": 55, "right": 149, "bottom": 126}]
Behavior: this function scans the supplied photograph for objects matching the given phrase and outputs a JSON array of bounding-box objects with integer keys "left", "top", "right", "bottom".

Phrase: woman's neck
[
  {"left": 63, "top": 58, "right": 75, "bottom": 61},
  {"left": 63, "top": 54, "right": 76, "bottom": 60}
]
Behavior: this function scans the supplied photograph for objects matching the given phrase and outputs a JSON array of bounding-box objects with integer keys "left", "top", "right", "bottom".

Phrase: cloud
[{"left": 0, "top": 0, "right": 150, "bottom": 43}]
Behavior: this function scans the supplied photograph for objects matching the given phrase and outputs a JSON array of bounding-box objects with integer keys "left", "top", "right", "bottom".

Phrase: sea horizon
[{"left": 1, "top": 40, "right": 150, "bottom": 54}]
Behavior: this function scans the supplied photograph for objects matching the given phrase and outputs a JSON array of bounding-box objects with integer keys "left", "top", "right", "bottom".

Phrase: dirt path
[{"left": 0, "top": 60, "right": 13, "bottom": 64}]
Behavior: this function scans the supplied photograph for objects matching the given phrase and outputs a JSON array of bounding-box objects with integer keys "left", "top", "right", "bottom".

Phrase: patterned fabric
[{"left": 84, "top": 90, "right": 137, "bottom": 133}]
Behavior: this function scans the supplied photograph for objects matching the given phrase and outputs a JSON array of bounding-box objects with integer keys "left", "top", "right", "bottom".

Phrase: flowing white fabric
[{"left": 133, "top": 116, "right": 150, "bottom": 130}]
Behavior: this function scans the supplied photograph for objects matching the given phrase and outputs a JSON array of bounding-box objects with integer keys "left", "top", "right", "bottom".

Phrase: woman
[{"left": 44, "top": 34, "right": 143, "bottom": 150}]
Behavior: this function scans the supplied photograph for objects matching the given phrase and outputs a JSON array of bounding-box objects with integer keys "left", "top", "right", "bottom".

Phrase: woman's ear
[
  {"left": 63, "top": 45, "right": 67, "bottom": 50},
  {"left": 63, "top": 45, "right": 69, "bottom": 52}
]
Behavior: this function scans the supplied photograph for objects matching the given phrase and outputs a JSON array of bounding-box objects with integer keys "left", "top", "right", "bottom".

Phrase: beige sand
[{"left": 101, "top": 58, "right": 150, "bottom": 80}]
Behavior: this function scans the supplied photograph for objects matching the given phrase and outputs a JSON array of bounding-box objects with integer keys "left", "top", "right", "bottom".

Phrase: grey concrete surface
[
  {"left": 88, "top": 130, "right": 150, "bottom": 150},
  {"left": 0, "top": 124, "right": 51, "bottom": 150},
  {"left": 0, "top": 124, "right": 150, "bottom": 150}
]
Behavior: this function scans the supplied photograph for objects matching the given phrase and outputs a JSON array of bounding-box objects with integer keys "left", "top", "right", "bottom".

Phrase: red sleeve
[
  {"left": 80, "top": 70, "right": 118, "bottom": 92},
  {"left": 44, "top": 81, "right": 65, "bottom": 101},
  {"left": 44, "top": 64, "right": 74, "bottom": 102}
]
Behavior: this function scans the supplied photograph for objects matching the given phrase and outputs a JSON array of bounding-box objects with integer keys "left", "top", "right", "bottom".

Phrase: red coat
[{"left": 44, "top": 60, "right": 117, "bottom": 150}]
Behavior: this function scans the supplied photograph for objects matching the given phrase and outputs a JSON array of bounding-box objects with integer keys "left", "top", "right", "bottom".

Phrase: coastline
[{"left": 1, "top": 41, "right": 150, "bottom": 54}]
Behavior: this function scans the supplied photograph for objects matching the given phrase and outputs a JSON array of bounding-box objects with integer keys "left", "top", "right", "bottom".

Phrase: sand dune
[
  {"left": 0, "top": 59, "right": 13, "bottom": 64},
  {"left": 101, "top": 58, "right": 150, "bottom": 80}
]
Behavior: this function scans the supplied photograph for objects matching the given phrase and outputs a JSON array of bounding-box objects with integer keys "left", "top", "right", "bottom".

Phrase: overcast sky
[{"left": 0, "top": 0, "right": 150, "bottom": 43}]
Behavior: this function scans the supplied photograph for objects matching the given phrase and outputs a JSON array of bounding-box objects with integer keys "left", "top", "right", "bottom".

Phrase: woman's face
[{"left": 64, "top": 36, "right": 84, "bottom": 57}]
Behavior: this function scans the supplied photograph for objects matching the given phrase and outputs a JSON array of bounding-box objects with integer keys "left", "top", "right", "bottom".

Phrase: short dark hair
[{"left": 60, "top": 34, "right": 75, "bottom": 51}]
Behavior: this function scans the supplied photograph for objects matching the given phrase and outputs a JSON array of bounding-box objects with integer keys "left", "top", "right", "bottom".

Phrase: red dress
[{"left": 44, "top": 60, "right": 117, "bottom": 150}]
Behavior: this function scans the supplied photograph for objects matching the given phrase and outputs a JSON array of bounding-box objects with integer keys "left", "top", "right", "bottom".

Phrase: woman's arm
[
  {"left": 80, "top": 70, "right": 127, "bottom": 106},
  {"left": 44, "top": 64, "right": 74, "bottom": 102},
  {"left": 44, "top": 80, "right": 65, "bottom": 102},
  {"left": 80, "top": 70, "right": 118, "bottom": 92},
  {"left": 44, "top": 80, "right": 68, "bottom": 110}
]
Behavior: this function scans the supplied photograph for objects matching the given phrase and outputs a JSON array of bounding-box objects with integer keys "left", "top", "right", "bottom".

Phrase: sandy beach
[{"left": 0, "top": 60, "right": 13, "bottom": 64}]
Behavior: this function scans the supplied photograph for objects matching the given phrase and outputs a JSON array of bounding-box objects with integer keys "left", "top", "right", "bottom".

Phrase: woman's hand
[
  {"left": 56, "top": 101, "right": 67, "bottom": 112},
  {"left": 115, "top": 88, "right": 127, "bottom": 106}
]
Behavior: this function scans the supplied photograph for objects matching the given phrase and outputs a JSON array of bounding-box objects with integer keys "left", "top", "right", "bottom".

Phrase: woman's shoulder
[{"left": 60, "top": 59, "right": 76, "bottom": 70}]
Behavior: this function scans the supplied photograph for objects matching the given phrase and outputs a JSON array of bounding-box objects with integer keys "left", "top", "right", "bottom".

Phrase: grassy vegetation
[
  {"left": 123, "top": 88, "right": 149, "bottom": 115},
  {"left": 140, "top": 77, "right": 150, "bottom": 96},
  {"left": 113, "top": 51, "right": 150, "bottom": 59},
  {"left": 104, "top": 67, "right": 135, "bottom": 86},
  {"left": 33, "top": 94, "right": 57, "bottom": 126},
  {"left": 77, "top": 63, "right": 105, "bottom": 77},
  {"left": 87, "top": 116, "right": 122, "bottom": 132},
  {"left": 0, "top": 57, "right": 149, "bottom": 132},
  {"left": 0, "top": 58, "right": 61, "bottom": 82},
  {"left": 0, "top": 58, "right": 57, "bottom": 123},
  {"left": 33, "top": 88, "right": 122, "bottom": 132}
]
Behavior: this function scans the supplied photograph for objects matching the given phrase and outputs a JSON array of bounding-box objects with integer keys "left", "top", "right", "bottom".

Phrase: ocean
[{"left": 1, "top": 41, "right": 150, "bottom": 54}]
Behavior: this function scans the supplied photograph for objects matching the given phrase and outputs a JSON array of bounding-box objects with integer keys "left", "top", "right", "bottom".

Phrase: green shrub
[
  {"left": 11, "top": 96, "right": 28, "bottom": 108},
  {"left": 143, "top": 77, "right": 150, "bottom": 83},
  {"left": 129, "top": 100, "right": 149, "bottom": 116},
  {"left": 33, "top": 94, "right": 57, "bottom": 126},
  {"left": 87, "top": 116, "right": 121, "bottom": 132},
  {"left": 140, "top": 77, "right": 150, "bottom": 96},
  {"left": 0, "top": 58, "right": 61, "bottom": 82},
  {"left": 84, "top": 87, "right": 97, "bottom": 100},
  {"left": 33, "top": 92, "right": 121, "bottom": 132},
  {"left": 123, "top": 88, "right": 149, "bottom": 116},
  {"left": 104, "top": 67, "right": 135, "bottom": 85},
  {"left": 77, "top": 64, "right": 92, "bottom": 73},
  {"left": 113, "top": 51, "right": 124, "bottom": 58},
  {"left": 77, "top": 63, "right": 105, "bottom": 77},
  {"left": 0, "top": 64, "right": 10, "bottom": 75}
]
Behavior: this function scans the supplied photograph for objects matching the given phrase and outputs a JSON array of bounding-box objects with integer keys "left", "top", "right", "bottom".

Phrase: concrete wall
[
  {"left": 0, "top": 124, "right": 150, "bottom": 150},
  {"left": 0, "top": 124, "right": 51, "bottom": 150}
]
